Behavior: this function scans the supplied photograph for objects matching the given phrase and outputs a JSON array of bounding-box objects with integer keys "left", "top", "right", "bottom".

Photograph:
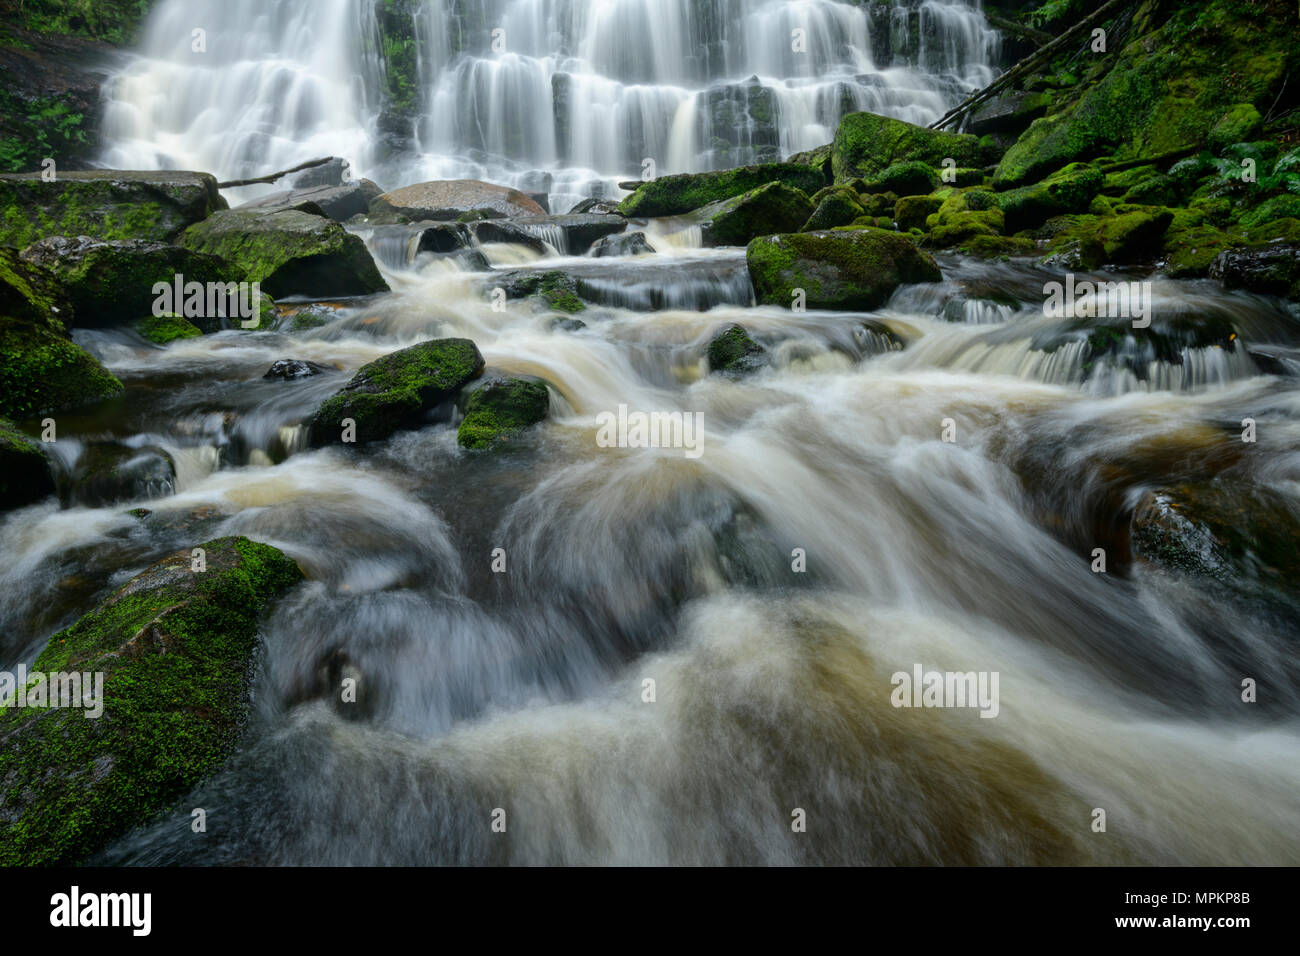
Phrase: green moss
[
  {"left": 180, "top": 209, "right": 389, "bottom": 298},
  {"left": 456, "top": 377, "right": 550, "bottom": 449},
  {"left": 0, "top": 323, "right": 123, "bottom": 420},
  {"left": 801, "top": 188, "right": 864, "bottom": 232},
  {"left": 693, "top": 181, "right": 815, "bottom": 245},
  {"left": 0, "top": 416, "right": 54, "bottom": 508},
  {"left": 894, "top": 194, "right": 945, "bottom": 232},
  {"left": 309, "top": 337, "right": 485, "bottom": 446},
  {"left": 4, "top": 0, "right": 157, "bottom": 45},
  {"left": 618, "top": 163, "right": 825, "bottom": 217},
  {"left": 747, "top": 228, "right": 942, "bottom": 311},
  {"left": 862, "top": 161, "right": 937, "bottom": 197},
  {"left": 706, "top": 324, "right": 766, "bottom": 374},
  {"left": 132, "top": 313, "right": 203, "bottom": 344},
  {"left": 832, "top": 112, "right": 981, "bottom": 182},
  {"left": 998, "top": 163, "right": 1104, "bottom": 232},
  {"left": 0, "top": 536, "right": 302, "bottom": 867}
]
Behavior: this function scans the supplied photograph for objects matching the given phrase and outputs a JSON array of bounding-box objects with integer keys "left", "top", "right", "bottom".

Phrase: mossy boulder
[
  {"left": 802, "top": 187, "right": 865, "bottom": 232},
  {"left": 0, "top": 249, "right": 123, "bottom": 421},
  {"left": 456, "top": 376, "right": 550, "bottom": 449},
  {"left": 895, "top": 195, "right": 946, "bottom": 232},
  {"left": 960, "top": 235, "right": 1039, "bottom": 258},
  {"left": 180, "top": 209, "right": 389, "bottom": 299},
  {"left": 1162, "top": 224, "right": 1242, "bottom": 278},
  {"left": 132, "top": 313, "right": 204, "bottom": 344},
  {"left": 0, "top": 170, "right": 227, "bottom": 248},
  {"left": 0, "top": 418, "right": 54, "bottom": 510},
  {"left": 691, "top": 181, "right": 815, "bottom": 246},
  {"left": 997, "top": 163, "right": 1104, "bottom": 233},
  {"left": 617, "top": 163, "right": 825, "bottom": 217},
  {"left": 492, "top": 270, "right": 588, "bottom": 313},
  {"left": 831, "top": 112, "right": 980, "bottom": 182},
  {"left": 309, "top": 338, "right": 485, "bottom": 446},
  {"left": 924, "top": 193, "right": 1005, "bottom": 248},
  {"left": 747, "top": 228, "right": 942, "bottom": 311},
  {"left": 0, "top": 536, "right": 302, "bottom": 866},
  {"left": 18, "top": 236, "right": 234, "bottom": 328},
  {"left": 863, "top": 161, "right": 938, "bottom": 197},
  {"left": 706, "top": 324, "right": 766, "bottom": 374},
  {"left": 786, "top": 143, "right": 833, "bottom": 183}
]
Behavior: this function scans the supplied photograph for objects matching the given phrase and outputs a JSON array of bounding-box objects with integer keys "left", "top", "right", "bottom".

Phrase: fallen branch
[
  {"left": 216, "top": 157, "right": 333, "bottom": 189},
  {"left": 929, "top": 0, "right": 1134, "bottom": 131},
  {"left": 985, "top": 12, "right": 1052, "bottom": 47}
]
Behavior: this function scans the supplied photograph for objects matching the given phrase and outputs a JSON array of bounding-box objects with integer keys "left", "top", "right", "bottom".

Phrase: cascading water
[
  {"left": 7, "top": 0, "right": 1299, "bottom": 868},
  {"left": 99, "top": 0, "right": 998, "bottom": 207}
]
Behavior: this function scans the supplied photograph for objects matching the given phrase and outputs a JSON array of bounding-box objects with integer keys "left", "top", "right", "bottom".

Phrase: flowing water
[{"left": 4, "top": 0, "right": 1298, "bottom": 865}]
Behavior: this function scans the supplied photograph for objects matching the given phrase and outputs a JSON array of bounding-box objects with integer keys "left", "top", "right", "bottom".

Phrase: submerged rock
[
  {"left": 706, "top": 324, "right": 767, "bottom": 374},
  {"left": 0, "top": 169, "right": 227, "bottom": 248},
  {"left": 489, "top": 269, "right": 589, "bottom": 313},
  {"left": 590, "top": 231, "right": 654, "bottom": 257},
  {"left": 0, "top": 418, "right": 54, "bottom": 510},
  {"left": 370, "top": 179, "right": 546, "bottom": 222},
  {"left": 831, "top": 112, "right": 980, "bottom": 182},
  {"left": 0, "top": 536, "right": 302, "bottom": 866},
  {"left": 456, "top": 376, "right": 551, "bottom": 449},
  {"left": 180, "top": 209, "right": 389, "bottom": 299},
  {"left": 0, "top": 249, "right": 123, "bottom": 421},
  {"left": 19, "top": 235, "right": 234, "bottom": 328},
  {"left": 618, "top": 163, "right": 824, "bottom": 218},
  {"left": 691, "top": 181, "right": 815, "bottom": 246},
  {"left": 66, "top": 442, "right": 177, "bottom": 508},
  {"left": 747, "top": 228, "right": 942, "bottom": 310},
  {"left": 308, "top": 338, "right": 485, "bottom": 446},
  {"left": 264, "top": 358, "right": 331, "bottom": 380}
]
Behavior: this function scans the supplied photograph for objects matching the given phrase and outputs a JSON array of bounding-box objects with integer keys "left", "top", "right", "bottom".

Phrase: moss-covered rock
[
  {"left": 309, "top": 337, "right": 485, "bottom": 446},
  {"left": 862, "top": 161, "right": 938, "bottom": 197},
  {"left": 691, "top": 181, "right": 815, "bottom": 246},
  {"left": 786, "top": 143, "right": 833, "bottom": 183},
  {"left": 64, "top": 442, "right": 176, "bottom": 508},
  {"left": 960, "top": 235, "right": 1039, "bottom": 258},
  {"left": 0, "top": 170, "right": 227, "bottom": 248},
  {"left": 180, "top": 209, "right": 389, "bottom": 299},
  {"left": 0, "top": 248, "right": 123, "bottom": 420},
  {"left": 706, "top": 324, "right": 766, "bottom": 375},
  {"left": 924, "top": 192, "right": 1006, "bottom": 248},
  {"left": 1206, "top": 104, "right": 1264, "bottom": 153},
  {"left": 1162, "top": 224, "right": 1242, "bottom": 278},
  {"left": 894, "top": 195, "right": 946, "bottom": 232},
  {"left": 617, "top": 163, "right": 826, "bottom": 217},
  {"left": 993, "top": 0, "right": 1293, "bottom": 188},
  {"left": 801, "top": 187, "right": 865, "bottom": 232},
  {"left": 831, "top": 112, "right": 980, "bottom": 182},
  {"left": 492, "top": 270, "right": 588, "bottom": 313},
  {"left": 0, "top": 536, "right": 302, "bottom": 866},
  {"left": 998, "top": 163, "right": 1105, "bottom": 233},
  {"left": 19, "top": 236, "right": 235, "bottom": 328},
  {"left": 747, "top": 228, "right": 942, "bottom": 311},
  {"left": 456, "top": 376, "right": 550, "bottom": 449},
  {"left": 0, "top": 417, "right": 54, "bottom": 510},
  {"left": 131, "top": 313, "right": 204, "bottom": 345}
]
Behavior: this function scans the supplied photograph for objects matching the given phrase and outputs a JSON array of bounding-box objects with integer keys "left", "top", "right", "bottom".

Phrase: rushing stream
[{"left": 2, "top": 0, "right": 1298, "bottom": 865}]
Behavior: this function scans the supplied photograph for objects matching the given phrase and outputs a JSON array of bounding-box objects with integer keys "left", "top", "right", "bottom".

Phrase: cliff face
[{"left": 0, "top": 0, "right": 157, "bottom": 173}]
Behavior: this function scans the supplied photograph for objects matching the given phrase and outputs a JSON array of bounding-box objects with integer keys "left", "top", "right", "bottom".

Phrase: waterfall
[{"left": 99, "top": 0, "right": 999, "bottom": 208}]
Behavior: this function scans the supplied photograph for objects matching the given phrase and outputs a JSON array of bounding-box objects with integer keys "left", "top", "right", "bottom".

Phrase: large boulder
[
  {"left": 1210, "top": 243, "right": 1300, "bottom": 299},
  {"left": 18, "top": 236, "right": 235, "bottom": 328},
  {"left": 831, "top": 112, "right": 981, "bottom": 182},
  {"left": 180, "top": 209, "right": 389, "bottom": 299},
  {"left": 235, "top": 181, "right": 383, "bottom": 221},
  {"left": 746, "top": 228, "right": 942, "bottom": 310},
  {"left": 456, "top": 376, "right": 551, "bottom": 449},
  {"left": 0, "top": 536, "right": 302, "bottom": 866},
  {"left": 0, "top": 170, "right": 227, "bottom": 247},
  {"left": 618, "top": 163, "right": 825, "bottom": 218},
  {"left": 997, "top": 163, "right": 1105, "bottom": 233},
  {"left": 369, "top": 179, "right": 546, "bottom": 222},
  {"left": 0, "top": 249, "right": 123, "bottom": 421},
  {"left": 690, "top": 181, "right": 815, "bottom": 247},
  {"left": 0, "top": 418, "right": 55, "bottom": 510},
  {"left": 309, "top": 338, "right": 485, "bottom": 446}
]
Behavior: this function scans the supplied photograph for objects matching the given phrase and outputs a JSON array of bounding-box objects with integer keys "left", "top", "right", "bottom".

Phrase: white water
[{"left": 99, "top": 0, "right": 998, "bottom": 206}]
